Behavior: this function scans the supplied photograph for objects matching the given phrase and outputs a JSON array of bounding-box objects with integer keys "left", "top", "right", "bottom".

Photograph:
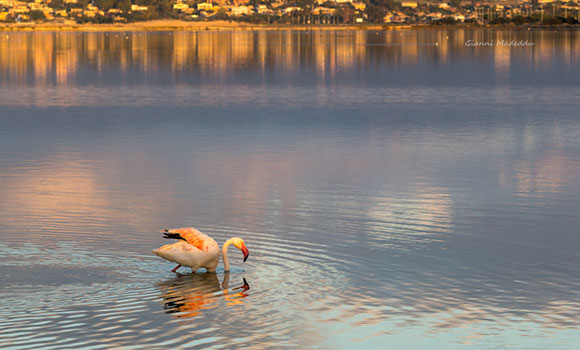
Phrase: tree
[
  {"left": 297, "top": 0, "right": 315, "bottom": 13},
  {"left": 366, "top": 4, "right": 387, "bottom": 23},
  {"left": 118, "top": 0, "right": 132, "bottom": 12},
  {"left": 369, "top": 0, "right": 394, "bottom": 11},
  {"left": 96, "top": 0, "right": 115, "bottom": 10},
  {"left": 336, "top": 4, "right": 355, "bottom": 23},
  {"left": 48, "top": 0, "right": 65, "bottom": 10},
  {"left": 512, "top": 16, "right": 529, "bottom": 25},
  {"left": 449, "top": 0, "right": 461, "bottom": 9},
  {"left": 29, "top": 10, "right": 46, "bottom": 21},
  {"left": 542, "top": 16, "right": 563, "bottom": 25},
  {"left": 157, "top": 0, "right": 174, "bottom": 16},
  {"left": 215, "top": 8, "right": 228, "bottom": 20},
  {"left": 434, "top": 17, "right": 457, "bottom": 25}
]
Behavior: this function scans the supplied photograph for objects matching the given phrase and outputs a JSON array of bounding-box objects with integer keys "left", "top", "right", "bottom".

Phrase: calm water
[{"left": 1, "top": 29, "right": 579, "bottom": 349}]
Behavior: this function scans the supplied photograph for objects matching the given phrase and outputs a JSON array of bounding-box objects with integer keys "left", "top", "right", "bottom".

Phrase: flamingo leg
[{"left": 171, "top": 264, "right": 181, "bottom": 273}]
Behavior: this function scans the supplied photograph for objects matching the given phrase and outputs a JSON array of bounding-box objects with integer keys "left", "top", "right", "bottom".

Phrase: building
[{"left": 131, "top": 4, "right": 148, "bottom": 11}]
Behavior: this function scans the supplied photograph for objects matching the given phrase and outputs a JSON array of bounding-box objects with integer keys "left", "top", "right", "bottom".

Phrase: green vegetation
[
  {"left": 29, "top": 10, "right": 46, "bottom": 21},
  {"left": 96, "top": 0, "right": 115, "bottom": 11}
]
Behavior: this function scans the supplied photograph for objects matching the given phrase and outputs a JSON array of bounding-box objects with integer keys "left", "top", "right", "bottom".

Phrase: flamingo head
[{"left": 231, "top": 237, "right": 250, "bottom": 262}]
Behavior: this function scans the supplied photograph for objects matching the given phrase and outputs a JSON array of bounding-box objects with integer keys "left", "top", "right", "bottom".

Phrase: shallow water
[{"left": 0, "top": 29, "right": 579, "bottom": 349}]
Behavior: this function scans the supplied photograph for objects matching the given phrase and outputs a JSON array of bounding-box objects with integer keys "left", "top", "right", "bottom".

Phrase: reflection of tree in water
[{"left": 157, "top": 272, "right": 249, "bottom": 319}]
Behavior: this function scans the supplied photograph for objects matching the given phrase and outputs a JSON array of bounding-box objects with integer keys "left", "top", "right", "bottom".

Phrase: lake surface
[{"left": 0, "top": 29, "right": 579, "bottom": 349}]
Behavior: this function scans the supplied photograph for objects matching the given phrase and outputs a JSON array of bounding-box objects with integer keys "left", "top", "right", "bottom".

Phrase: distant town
[{"left": 1, "top": 0, "right": 579, "bottom": 25}]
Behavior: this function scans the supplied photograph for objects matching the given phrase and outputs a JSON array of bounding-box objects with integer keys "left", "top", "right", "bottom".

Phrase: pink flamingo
[{"left": 153, "top": 228, "right": 249, "bottom": 273}]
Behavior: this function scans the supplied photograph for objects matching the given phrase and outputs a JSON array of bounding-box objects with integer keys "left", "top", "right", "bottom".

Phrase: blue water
[{"left": 0, "top": 29, "right": 579, "bottom": 349}]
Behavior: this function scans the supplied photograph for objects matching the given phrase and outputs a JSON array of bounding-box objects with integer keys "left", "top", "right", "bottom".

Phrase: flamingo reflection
[{"left": 157, "top": 272, "right": 249, "bottom": 319}]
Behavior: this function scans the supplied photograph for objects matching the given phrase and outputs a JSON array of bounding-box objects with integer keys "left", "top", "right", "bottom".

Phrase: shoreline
[
  {"left": 1, "top": 20, "right": 579, "bottom": 32},
  {"left": 1, "top": 20, "right": 384, "bottom": 32}
]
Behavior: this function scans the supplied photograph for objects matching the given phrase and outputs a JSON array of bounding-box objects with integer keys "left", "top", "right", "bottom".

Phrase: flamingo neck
[{"left": 222, "top": 238, "right": 235, "bottom": 272}]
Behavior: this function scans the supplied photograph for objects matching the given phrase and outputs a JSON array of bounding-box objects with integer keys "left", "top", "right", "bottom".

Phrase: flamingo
[{"left": 153, "top": 227, "right": 249, "bottom": 273}]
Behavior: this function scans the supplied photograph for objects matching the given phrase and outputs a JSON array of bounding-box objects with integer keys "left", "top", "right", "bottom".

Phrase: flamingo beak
[{"left": 241, "top": 245, "right": 249, "bottom": 262}]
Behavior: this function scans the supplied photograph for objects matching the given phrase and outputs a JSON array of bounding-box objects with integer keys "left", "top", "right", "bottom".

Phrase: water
[{"left": 0, "top": 29, "right": 579, "bottom": 349}]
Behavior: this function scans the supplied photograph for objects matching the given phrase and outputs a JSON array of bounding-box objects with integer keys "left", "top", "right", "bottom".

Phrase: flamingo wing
[{"left": 162, "top": 227, "right": 217, "bottom": 252}]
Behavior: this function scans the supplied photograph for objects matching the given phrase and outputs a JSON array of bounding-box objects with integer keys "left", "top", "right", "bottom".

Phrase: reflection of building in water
[
  {"left": 314, "top": 32, "right": 325, "bottom": 78},
  {"left": 454, "top": 29, "right": 465, "bottom": 54},
  {"left": 33, "top": 33, "right": 53, "bottom": 85},
  {"left": 534, "top": 31, "right": 555, "bottom": 72},
  {"left": 281, "top": 31, "right": 297, "bottom": 74},
  {"left": 172, "top": 32, "right": 192, "bottom": 72},
  {"left": 354, "top": 30, "right": 366, "bottom": 63},
  {"left": 0, "top": 34, "right": 29, "bottom": 83},
  {"left": 402, "top": 31, "right": 419, "bottom": 65},
  {"left": 335, "top": 32, "right": 355, "bottom": 70},
  {"left": 171, "top": 32, "right": 255, "bottom": 74},
  {"left": 197, "top": 32, "right": 250, "bottom": 76},
  {"left": 55, "top": 34, "right": 78, "bottom": 86},
  {"left": 312, "top": 32, "right": 341, "bottom": 80},
  {"left": 255, "top": 31, "right": 267, "bottom": 73},
  {"left": 120, "top": 35, "right": 129, "bottom": 74},
  {"left": 1, "top": 30, "right": 580, "bottom": 90},
  {"left": 334, "top": 30, "right": 368, "bottom": 69},
  {"left": 552, "top": 30, "right": 580, "bottom": 70},
  {"left": 494, "top": 46, "right": 511, "bottom": 76},
  {"left": 133, "top": 33, "right": 150, "bottom": 73},
  {"left": 85, "top": 32, "right": 103, "bottom": 74},
  {"left": 232, "top": 32, "right": 253, "bottom": 68}
]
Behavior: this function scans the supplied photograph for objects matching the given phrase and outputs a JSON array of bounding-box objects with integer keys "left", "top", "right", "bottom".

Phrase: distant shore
[
  {"left": 1, "top": 20, "right": 578, "bottom": 32},
  {"left": 0, "top": 20, "right": 385, "bottom": 32}
]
